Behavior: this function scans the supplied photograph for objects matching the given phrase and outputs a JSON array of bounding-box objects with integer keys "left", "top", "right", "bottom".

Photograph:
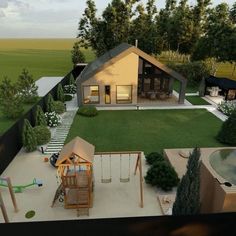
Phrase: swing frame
[{"left": 96, "top": 151, "right": 144, "bottom": 208}]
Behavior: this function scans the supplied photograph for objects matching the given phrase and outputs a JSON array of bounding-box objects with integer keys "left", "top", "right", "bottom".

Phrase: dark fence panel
[
  {"left": 0, "top": 65, "right": 86, "bottom": 174},
  {"left": 1, "top": 212, "right": 236, "bottom": 235}
]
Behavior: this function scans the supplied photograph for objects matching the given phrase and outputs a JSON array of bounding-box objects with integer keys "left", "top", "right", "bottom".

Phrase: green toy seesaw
[{"left": 0, "top": 178, "right": 43, "bottom": 193}]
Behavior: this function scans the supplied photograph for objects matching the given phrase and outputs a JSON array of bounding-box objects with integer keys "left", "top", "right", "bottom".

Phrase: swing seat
[
  {"left": 101, "top": 178, "right": 112, "bottom": 183},
  {"left": 120, "top": 177, "right": 130, "bottom": 183}
]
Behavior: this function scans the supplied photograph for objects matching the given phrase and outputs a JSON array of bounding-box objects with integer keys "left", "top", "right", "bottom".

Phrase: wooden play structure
[
  {"left": 0, "top": 177, "right": 18, "bottom": 223},
  {"left": 52, "top": 137, "right": 95, "bottom": 216}
]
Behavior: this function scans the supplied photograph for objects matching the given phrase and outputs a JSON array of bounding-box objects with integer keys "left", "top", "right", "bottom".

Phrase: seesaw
[{"left": 0, "top": 177, "right": 43, "bottom": 193}]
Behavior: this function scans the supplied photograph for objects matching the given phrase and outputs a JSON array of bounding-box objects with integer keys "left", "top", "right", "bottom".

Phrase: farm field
[{"left": 0, "top": 39, "right": 95, "bottom": 83}]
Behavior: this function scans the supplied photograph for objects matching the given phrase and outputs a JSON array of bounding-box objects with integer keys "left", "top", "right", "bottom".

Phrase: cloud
[
  {"left": 0, "top": 9, "right": 5, "bottom": 17},
  {"left": 0, "top": 0, "right": 8, "bottom": 8}
]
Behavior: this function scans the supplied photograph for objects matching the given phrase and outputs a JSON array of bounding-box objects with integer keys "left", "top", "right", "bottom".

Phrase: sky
[{"left": 0, "top": 0, "right": 234, "bottom": 38}]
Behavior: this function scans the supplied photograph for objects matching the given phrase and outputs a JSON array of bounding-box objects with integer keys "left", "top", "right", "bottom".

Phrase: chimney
[{"left": 135, "top": 39, "right": 138, "bottom": 48}]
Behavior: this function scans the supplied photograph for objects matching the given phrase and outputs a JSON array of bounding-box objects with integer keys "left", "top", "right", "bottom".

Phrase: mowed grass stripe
[{"left": 66, "top": 109, "right": 223, "bottom": 154}]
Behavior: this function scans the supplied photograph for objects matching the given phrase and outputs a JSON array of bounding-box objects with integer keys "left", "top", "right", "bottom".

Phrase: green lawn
[
  {"left": 186, "top": 96, "right": 211, "bottom": 105},
  {"left": 66, "top": 109, "right": 223, "bottom": 154}
]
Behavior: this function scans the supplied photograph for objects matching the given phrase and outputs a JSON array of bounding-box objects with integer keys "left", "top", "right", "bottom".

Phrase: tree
[
  {"left": 172, "top": 147, "right": 201, "bottom": 215},
  {"left": 68, "top": 76, "right": 75, "bottom": 85},
  {"left": 17, "top": 68, "right": 38, "bottom": 103},
  {"left": 35, "top": 105, "right": 47, "bottom": 126},
  {"left": 217, "top": 111, "right": 236, "bottom": 146},
  {"left": 56, "top": 84, "right": 65, "bottom": 102},
  {"left": 71, "top": 42, "right": 85, "bottom": 67},
  {"left": 46, "top": 93, "right": 55, "bottom": 113},
  {"left": 0, "top": 77, "right": 24, "bottom": 119},
  {"left": 22, "top": 119, "right": 37, "bottom": 152},
  {"left": 230, "top": 2, "right": 236, "bottom": 24},
  {"left": 130, "top": 0, "right": 159, "bottom": 54},
  {"left": 78, "top": 0, "right": 139, "bottom": 56}
]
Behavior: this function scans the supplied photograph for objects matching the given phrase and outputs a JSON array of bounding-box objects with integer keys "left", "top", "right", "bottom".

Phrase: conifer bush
[
  {"left": 173, "top": 148, "right": 201, "bottom": 215},
  {"left": 17, "top": 69, "right": 38, "bottom": 104},
  {"left": 56, "top": 84, "right": 65, "bottom": 102},
  {"left": 46, "top": 93, "right": 55, "bottom": 112},
  {"left": 54, "top": 101, "right": 65, "bottom": 114},
  {"left": 22, "top": 119, "right": 37, "bottom": 152},
  {"left": 145, "top": 161, "right": 179, "bottom": 191},
  {"left": 33, "top": 126, "right": 51, "bottom": 145},
  {"left": 145, "top": 152, "right": 165, "bottom": 165},
  {"left": 35, "top": 105, "right": 47, "bottom": 126}
]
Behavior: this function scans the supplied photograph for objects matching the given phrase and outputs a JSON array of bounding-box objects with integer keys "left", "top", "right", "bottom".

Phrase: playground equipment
[
  {"left": 0, "top": 178, "right": 43, "bottom": 193},
  {"left": 96, "top": 151, "right": 144, "bottom": 208},
  {"left": 0, "top": 177, "right": 18, "bottom": 223},
  {"left": 52, "top": 137, "right": 95, "bottom": 216},
  {"left": 50, "top": 152, "right": 59, "bottom": 167},
  {"left": 100, "top": 154, "right": 112, "bottom": 183}
]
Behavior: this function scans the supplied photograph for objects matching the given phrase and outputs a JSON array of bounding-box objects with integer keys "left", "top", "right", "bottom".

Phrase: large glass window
[
  {"left": 116, "top": 85, "right": 132, "bottom": 104},
  {"left": 83, "top": 85, "right": 99, "bottom": 104}
]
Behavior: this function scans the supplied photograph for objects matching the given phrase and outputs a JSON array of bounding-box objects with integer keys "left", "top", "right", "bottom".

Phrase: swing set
[{"left": 97, "top": 151, "right": 144, "bottom": 208}]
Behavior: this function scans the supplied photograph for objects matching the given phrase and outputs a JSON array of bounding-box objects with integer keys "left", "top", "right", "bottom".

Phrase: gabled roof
[
  {"left": 77, "top": 43, "right": 187, "bottom": 84},
  {"left": 55, "top": 136, "right": 95, "bottom": 167}
]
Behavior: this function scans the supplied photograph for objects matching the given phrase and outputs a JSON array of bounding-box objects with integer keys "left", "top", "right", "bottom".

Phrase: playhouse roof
[
  {"left": 55, "top": 136, "right": 95, "bottom": 166},
  {"left": 77, "top": 43, "right": 187, "bottom": 84}
]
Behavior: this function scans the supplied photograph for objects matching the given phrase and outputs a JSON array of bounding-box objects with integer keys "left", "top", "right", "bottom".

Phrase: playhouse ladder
[{"left": 51, "top": 183, "right": 64, "bottom": 207}]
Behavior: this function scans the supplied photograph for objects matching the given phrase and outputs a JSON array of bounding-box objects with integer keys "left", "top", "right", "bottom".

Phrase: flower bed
[
  {"left": 217, "top": 100, "right": 236, "bottom": 116},
  {"left": 45, "top": 111, "right": 62, "bottom": 127}
]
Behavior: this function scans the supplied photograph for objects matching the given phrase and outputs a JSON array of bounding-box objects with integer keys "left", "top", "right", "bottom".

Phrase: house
[{"left": 76, "top": 43, "right": 187, "bottom": 106}]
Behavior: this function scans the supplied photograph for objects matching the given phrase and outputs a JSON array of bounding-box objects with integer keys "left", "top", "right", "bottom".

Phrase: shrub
[
  {"left": 56, "top": 84, "right": 65, "bottom": 102},
  {"left": 64, "top": 94, "right": 73, "bottom": 101},
  {"left": 145, "top": 152, "right": 165, "bottom": 165},
  {"left": 0, "top": 77, "right": 24, "bottom": 119},
  {"left": 217, "top": 100, "right": 236, "bottom": 116},
  {"left": 33, "top": 126, "right": 51, "bottom": 145},
  {"left": 35, "top": 105, "right": 47, "bottom": 126},
  {"left": 63, "top": 84, "right": 77, "bottom": 94},
  {"left": 145, "top": 161, "right": 179, "bottom": 191},
  {"left": 54, "top": 101, "right": 65, "bottom": 114},
  {"left": 45, "top": 111, "right": 62, "bottom": 127},
  {"left": 77, "top": 106, "right": 98, "bottom": 117},
  {"left": 22, "top": 119, "right": 37, "bottom": 152},
  {"left": 217, "top": 111, "right": 236, "bottom": 145},
  {"left": 46, "top": 93, "right": 55, "bottom": 112},
  {"left": 168, "top": 61, "right": 211, "bottom": 87}
]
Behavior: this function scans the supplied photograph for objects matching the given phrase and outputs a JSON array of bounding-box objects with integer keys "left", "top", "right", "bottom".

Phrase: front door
[{"left": 105, "top": 85, "right": 111, "bottom": 104}]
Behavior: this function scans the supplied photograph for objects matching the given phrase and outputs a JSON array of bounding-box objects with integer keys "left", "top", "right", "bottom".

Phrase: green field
[
  {"left": 0, "top": 39, "right": 95, "bottom": 82},
  {"left": 66, "top": 109, "right": 223, "bottom": 154}
]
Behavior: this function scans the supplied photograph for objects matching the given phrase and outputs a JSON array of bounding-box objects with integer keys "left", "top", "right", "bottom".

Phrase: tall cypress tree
[
  {"left": 46, "top": 93, "right": 55, "bottom": 112},
  {"left": 22, "top": 119, "right": 37, "bottom": 152},
  {"left": 35, "top": 105, "right": 47, "bottom": 126},
  {"left": 56, "top": 84, "right": 65, "bottom": 102},
  {"left": 217, "top": 111, "right": 236, "bottom": 145},
  {"left": 172, "top": 147, "right": 201, "bottom": 215}
]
